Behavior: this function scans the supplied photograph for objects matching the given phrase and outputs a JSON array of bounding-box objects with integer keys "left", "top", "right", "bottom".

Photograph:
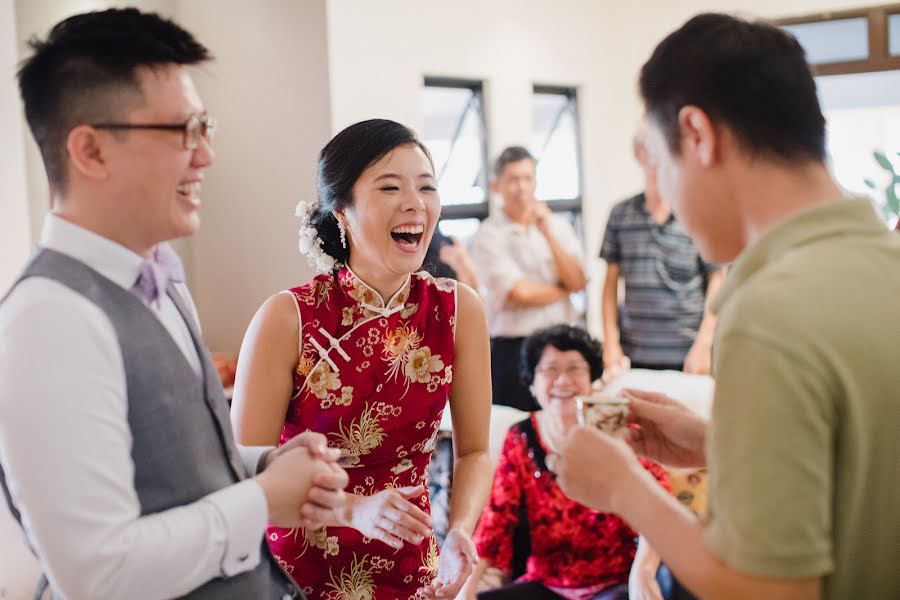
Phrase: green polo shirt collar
[{"left": 711, "top": 197, "right": 884, "bottom": 315}]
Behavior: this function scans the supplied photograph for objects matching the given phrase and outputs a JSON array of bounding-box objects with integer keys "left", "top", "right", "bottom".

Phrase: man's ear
[
  {"left": 678, "top": 105, "right": 717, "bottom": 168},
  {"left": 66, "top": 125, "right": 110, "bottom": 181}
]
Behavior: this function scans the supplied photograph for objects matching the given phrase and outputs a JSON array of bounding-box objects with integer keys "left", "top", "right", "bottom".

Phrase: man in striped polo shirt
[{"left": 600, "top": 129, "right": 725, "bottom": 374}]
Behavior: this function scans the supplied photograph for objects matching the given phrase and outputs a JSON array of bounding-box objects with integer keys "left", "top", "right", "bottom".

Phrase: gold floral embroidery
[
  {"left": 336, "top": 385, "right": 353, "bottom": 406},
  {"left": 329, "top": 402, "right": 385, "bottom": 456},
  {"left": 369, "top": 556, "right": 395, "bottom": 573},
  {"left": 325, "top": 553, "right": 375, "bottom": 600},
  {"left": 419, "top": 536, "right": 439, "bottom": 575},
  {"left": 391, "top": 458, "right": 413, "bottom": 474},
  {"left": 297, "top": 348, "right": 317, "bottom": 376},
  {"left": 313, "top": 277, "right": 333, "bottom": 308},
  {"left": 304, "top": 526, "right": 340, "bottom": 559},
  {"left": 341, "top": 306, "right": 355, "bottom": 326},
  {"left": 405, "top": 347, "right": 444, "bottom": 384},
  {"left": 434, "top": 277, "right": 455, "bottom": 293},
  {"left": 348, "top": 282, "right": 381, "bottom": 319},
  {"left": 401, "top": 303, "right": 418, "bottom": 318},
  {"left": 275, "top": 554, "right": 294, "bottom": 574},
  {"left": 307, "top": 362, "right": 341, "bottom": 399}
]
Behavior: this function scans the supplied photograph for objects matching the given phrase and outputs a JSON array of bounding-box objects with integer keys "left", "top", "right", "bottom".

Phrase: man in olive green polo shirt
[{"left": 554, "top": 13, "right": 900, "bottom": 600}]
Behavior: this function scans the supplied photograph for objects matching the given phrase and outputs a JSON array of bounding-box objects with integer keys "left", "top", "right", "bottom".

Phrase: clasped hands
[{"left": 257, "top": 433, "right": 475, "bottom": 599}]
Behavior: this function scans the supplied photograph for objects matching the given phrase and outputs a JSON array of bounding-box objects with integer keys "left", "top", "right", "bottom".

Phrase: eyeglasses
[
  {"left": 90, "top": 113, "right": 216, "bottom": 150},
  {"left": 535, "top": 363, "right": 592, "bottom": 380}
]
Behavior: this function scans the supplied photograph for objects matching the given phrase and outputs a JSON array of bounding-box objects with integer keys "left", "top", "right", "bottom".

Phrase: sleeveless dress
[{"left": 268, "top": 266, "right": 457, "bottom": 599}]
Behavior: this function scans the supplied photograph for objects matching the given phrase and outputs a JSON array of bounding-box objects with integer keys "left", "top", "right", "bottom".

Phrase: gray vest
[{"left": 0, "top": 249, "right": 301, "bottom": 600}]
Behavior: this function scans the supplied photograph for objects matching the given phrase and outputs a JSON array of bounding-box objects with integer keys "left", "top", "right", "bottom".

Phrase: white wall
[
  {"left": 326, "top": 0, "right": 880, "bottom": 334},
  {"left": 0, "top": 0, "right": 31, "bottom": 293},
  {"left": 326, "top": 0, "right": 624, "bottom": 332}
]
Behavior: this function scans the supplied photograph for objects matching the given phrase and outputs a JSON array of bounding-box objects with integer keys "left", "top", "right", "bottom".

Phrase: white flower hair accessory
[{"left": 295, "top": 200, "right": 339, "bottom": 274}]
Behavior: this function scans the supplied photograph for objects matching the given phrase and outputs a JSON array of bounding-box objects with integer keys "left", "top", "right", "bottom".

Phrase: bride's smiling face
[{"left": 341, "top": 144, "right": 440, "bottom": 280}]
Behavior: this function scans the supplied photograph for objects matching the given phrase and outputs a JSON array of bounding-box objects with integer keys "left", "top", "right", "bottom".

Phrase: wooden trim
[
  {"left": 773, "top": 3, "right": 900, "bottom": 27},
  {"left": 773, "top": 4, "right": 900, "bottom": 74},
  {"left": 812, "top": 56, "right": 900, "bottom": 76}
]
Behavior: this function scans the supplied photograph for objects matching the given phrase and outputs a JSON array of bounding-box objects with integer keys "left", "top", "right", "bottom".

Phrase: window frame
[
  {"left": 531, "top": 84, "right": 584, "bottom": 215},
  {"left": 422, "top": 76, "right": 491, "bottom": 221},
  {"left": 774, "top": 3, "right": 900, "bottom": 76}
]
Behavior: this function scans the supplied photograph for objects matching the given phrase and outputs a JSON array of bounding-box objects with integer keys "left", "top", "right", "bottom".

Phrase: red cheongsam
[{"left": 268, "top": 267, "right": 457, "bottom": 599}]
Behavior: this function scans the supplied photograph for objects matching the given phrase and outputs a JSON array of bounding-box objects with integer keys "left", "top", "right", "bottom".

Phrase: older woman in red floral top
[{"left": 463, "top": 325, "right": 671, "bottom": 600}]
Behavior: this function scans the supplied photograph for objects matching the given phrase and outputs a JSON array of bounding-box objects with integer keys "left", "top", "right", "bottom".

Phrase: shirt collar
[
  {"left": 494, "top": 206, "right": 532, "bottom": 233},
  {"left": 711, "top": 197, "right": 884, "bottom": 315},
  {"left": 636, "top": 192, "right": 675, "bottom": 226},
  {"left": 39, "top": 214, "right": 145, "bottom": 291}
]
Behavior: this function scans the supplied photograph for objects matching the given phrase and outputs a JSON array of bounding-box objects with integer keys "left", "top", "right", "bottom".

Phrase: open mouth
[
  {"left": 176, "top": 181, "right": 202, "bottom": 207},
  {"left": 390, "top": 224, "right": 425, "bottom": 250}
]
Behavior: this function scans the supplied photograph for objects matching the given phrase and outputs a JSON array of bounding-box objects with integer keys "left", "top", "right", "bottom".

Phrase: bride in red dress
[{"left": 231, "top": 119, "right": 493, "bottom": 599}]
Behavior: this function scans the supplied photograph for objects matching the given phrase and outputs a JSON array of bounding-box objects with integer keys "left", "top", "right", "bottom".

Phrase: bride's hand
[
  {"left": 340, "top": 485, "right": 432, "bottom": 549},
  {"left": 418, "top": 528, "right": 478, "bottom": 599}
]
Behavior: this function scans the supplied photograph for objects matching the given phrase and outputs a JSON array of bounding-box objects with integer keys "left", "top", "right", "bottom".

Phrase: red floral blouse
[{"left": 473, "top": 415, "right": 671, "bottom": 591}]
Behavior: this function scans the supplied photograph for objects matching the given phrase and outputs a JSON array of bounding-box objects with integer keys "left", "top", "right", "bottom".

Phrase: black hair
[
  {"left": 639, "top": 13, "right": 826, "bottom": 164},
  {"left": 493, "top": 145, "right": 536, "bottom": 178},
  {"left": 311, "top": 119, "right": 433, "bottom": 266},
  {"left": 17, "top": 8, "right": 211, "bottom": 189},
  {"left": 520, "top": 324, "right": 603, "bottom": 386}
]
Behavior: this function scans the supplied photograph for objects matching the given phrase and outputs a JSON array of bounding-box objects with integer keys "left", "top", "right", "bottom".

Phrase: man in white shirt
[
  {"left": 470, "top": 147, "right": 587, "bottom": 411},
  {"left": 0, "top": 8, "right": 347, "bottom": 599}
]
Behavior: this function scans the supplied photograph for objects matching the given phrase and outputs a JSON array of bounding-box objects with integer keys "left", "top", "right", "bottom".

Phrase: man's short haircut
[
  {"left": 494, "top": 145, "right": 536, "bottom": 178},
  {"left": 639, "top": 13, "right": 826, "bottom": 164},
  {"left": 17, "top": 8, "right": 211, "bottom": 189}
]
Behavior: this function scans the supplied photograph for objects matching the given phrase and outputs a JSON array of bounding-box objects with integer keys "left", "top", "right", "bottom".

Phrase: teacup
[{"left": 575, "top": 394, "right": 629, "bottom": 433}]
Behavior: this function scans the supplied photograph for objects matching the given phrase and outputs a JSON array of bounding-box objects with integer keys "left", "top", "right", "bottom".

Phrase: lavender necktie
[{"left": 131, "top": 243, "right": 186, "bottom": 306}]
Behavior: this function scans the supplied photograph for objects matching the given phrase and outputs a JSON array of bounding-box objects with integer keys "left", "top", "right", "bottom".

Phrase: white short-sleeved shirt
[{"left": 470, "top": 209, "right": 584, "bottom": 337}]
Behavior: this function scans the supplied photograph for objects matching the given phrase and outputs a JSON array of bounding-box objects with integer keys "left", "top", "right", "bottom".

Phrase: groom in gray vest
[{"left": 0, "top": 8, "right": 348, "bottom": 599}]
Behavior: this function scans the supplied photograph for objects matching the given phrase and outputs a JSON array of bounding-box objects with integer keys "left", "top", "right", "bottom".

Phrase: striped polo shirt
[{"left": 600, "top": 193, "right": 720, "bottom": 367}]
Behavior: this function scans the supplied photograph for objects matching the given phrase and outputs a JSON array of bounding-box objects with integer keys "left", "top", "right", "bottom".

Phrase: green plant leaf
[
  {"left": 887, "top": 185, "right": 900, "bottom": 216},
  {"left": 864, "top": 178, "right": 876, "bottom": 189},
  {"left": 874, "top": 151, "right": 895, "bottom": 173}
]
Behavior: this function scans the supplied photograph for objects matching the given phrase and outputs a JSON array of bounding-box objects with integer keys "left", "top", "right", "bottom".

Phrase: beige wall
[
  {"left": 0, "top": 0, "right": 30, "bottom": 293},
  {"left": 0, "top": 5, "right": 39, "bottom": 596},
  {"left": 175, "top": 0, "right": 328, "bottom": 353}
]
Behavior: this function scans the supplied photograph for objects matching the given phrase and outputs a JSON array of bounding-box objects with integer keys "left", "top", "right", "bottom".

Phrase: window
[
  {"left": 783, "top": 18, "right": 869, "bottom": 64},
  {"left": 530, "top": 85, "right": 582, "bottom": 210},
  {"left": 776, "top": 6, "right": 900, "bottom": 75},
  {"left": 776, "top": 6, "right": 900, "bottom": 228},
  {"left": 890, "top": 13, "right": 900, "bottom": 56},
  {"left": 421, "top": 77, "right": 490, "bottom": 220}
]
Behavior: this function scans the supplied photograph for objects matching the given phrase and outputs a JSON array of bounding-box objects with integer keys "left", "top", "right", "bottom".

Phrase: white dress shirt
[
  {"left": 0, "top": 215, "right": 270, "bottom": 599},
  {"left": 470, "top": 209, "right": 584, "bottom": 337}
]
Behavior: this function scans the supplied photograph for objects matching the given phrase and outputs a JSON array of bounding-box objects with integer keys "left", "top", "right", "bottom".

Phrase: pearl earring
[{"left": 337, "top": 219, "right": 347, "bottom": 250}]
